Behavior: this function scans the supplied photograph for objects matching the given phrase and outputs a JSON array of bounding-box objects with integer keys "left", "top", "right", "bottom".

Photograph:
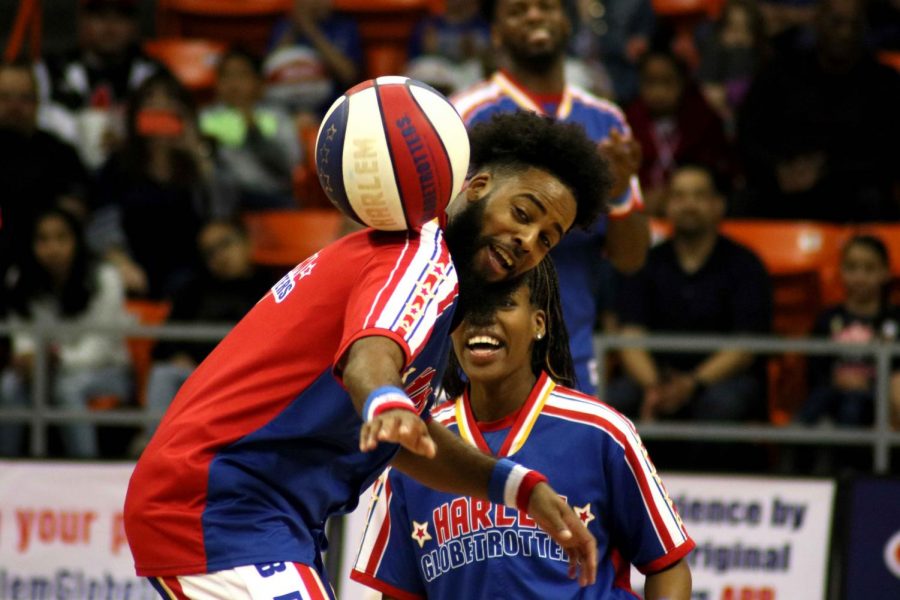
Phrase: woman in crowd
[
  {"left": 91, "top": 72, "right": 236, "bottom": 299},
  {"left": 697, "top": 0, "right": 770, "bottom": 136},
  {"left": 0, "top": 208, "right": 131, "bottom": 458},
  {"left": 352, "top": 260, "right": 693, "bottom": 599},
  {"left": 625, "top": 49, "right": 733, "bottom": 215}
]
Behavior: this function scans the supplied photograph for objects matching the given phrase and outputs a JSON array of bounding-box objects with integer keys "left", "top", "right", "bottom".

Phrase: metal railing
[
  {"left": 1, "top": 321, "right": 898, "bottom": 472},
  {"left": 595, "top": 334, "right": 900, "bottom": 473},
  {"left": 0, "top": 320, "right": 232, "bottom": 457}
]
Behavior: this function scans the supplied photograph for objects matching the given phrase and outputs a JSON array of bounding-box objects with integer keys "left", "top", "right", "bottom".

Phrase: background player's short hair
[
  {"left": 671, "top": 162, "right": 730, "bottom": 198},
  {"left": 467, "top": 111, "right": 611, "bottom": 230}
]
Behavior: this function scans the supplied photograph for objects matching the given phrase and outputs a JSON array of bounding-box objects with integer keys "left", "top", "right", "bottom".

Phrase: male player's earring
[{"left": 535, "top": 331, "right": 544, "bottom": 341}]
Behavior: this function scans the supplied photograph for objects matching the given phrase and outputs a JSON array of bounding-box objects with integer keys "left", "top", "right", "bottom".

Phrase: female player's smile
[{"left": 452, "top": 284, "right": 545, "bottom": 386}]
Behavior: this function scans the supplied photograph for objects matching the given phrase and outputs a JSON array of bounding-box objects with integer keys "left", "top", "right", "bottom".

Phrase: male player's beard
[
  {"left": 445, "top": 198, "right": 524, "bottom": 327},
  {"left": 445, "top": 198, "right": 489, "bottom": 307}
]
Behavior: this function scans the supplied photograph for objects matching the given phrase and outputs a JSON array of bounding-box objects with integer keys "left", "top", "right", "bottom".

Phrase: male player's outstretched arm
[
  {"left": 391, "top": 424, "right": 598, "bottom": 587},
  {"left": 344, "top": 336, "right": 597, "bottom": 586}
]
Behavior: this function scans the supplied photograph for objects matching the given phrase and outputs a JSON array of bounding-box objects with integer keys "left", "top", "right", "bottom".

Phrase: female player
[{"left": 352, "top": 260, "right": 694, "bottom": 599}]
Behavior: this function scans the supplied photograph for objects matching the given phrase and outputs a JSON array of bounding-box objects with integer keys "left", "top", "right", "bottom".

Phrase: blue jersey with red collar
[
  {"left": 452, "top": 72, "right": 643, "bottom": 395},
  {"left": 124, "top": 221, "right": 458, "bottom": 577},
  {"left": 351, "top": 372, "right": 694, "bottom": 599}
]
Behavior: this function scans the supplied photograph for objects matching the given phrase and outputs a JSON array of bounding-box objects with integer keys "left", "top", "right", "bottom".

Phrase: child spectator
[
  {"left": 129, "top": 220, "right": 275, "bottom": 457},
  {"left": 0, "top": 208, "right": 131, "bottom": 458},
  {"left": 90, "top": 72, "right": 237, "bottom": 299},
  {"left": 36, "top": 0, "right": 165, "bottom": 169},
  {"left": 625, "top": 50, "right": 734, "bottom": 215},
  {"left": 799, "top": 235, "right": 900, "bottom": 427},
  {"left": 698, "top": 0, "right": 770, "bottom": 136},
  {"left": 201, "top": 48, "right": 302, "bottom": 210},
  {"left": 264, "top": 0, "right": 363, "bottom": 121}
]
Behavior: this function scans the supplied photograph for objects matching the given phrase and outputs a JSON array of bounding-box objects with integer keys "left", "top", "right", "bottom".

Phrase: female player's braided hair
[
  {"left": 529, "top": 259, "right": 576, "bottom": 389},
  {"left": 442, "top": 259, "right": 577, "bottom": 398}
]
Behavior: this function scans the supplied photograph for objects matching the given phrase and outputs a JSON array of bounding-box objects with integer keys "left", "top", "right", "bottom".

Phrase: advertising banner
[
  {"left": 631, "top": 474, "right": 836, "bottom": 600},
  {"left": 0, "top": 464, "right": 838, "bottom": 600},
  {"left": 0, "top": 460, "right": 155, "bottom": 599}
]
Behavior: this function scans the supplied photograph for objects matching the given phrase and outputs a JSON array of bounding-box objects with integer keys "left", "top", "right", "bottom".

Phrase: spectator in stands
[
  {"left": 452, "top": 0, "right": 649, "bottom": 396},
  {"left": 129, "top": 219, "right": 275, "bottom": 456},
  {"left": 405, "top": 0, "right": 490, "bottom": 93},
  {"left": 200, "top": 48, "right": 302, "bottom": 210},
  {"left": 0, "top": 208, "right": 131, "bottom": 458},
  {"left": 625, "top": 49, "right": 734, "bottom": 216},
  {"left": 571, "top": 0, "right": 656, "bottom": 103},
  {"left": 0, "top": 61, "right": 90, "bottom": 286},
  {"left": 737, "top": 0, "right": 900, "bottom": 222},
  {"left": 608, "top": 164, "right": 772, "bottom": 427},
  {"left": 698, "top": 0, "right": 770, "bottom": 137},
  {"left": 265, "top": 0, "right": 364, "bottom": 121},
  {"left": 799, "top": 235, "right": 900, "bottom": 427},
  {"left": 36, "top": 0, "right": 164, "bottom": 169},
  {"left": 91, "top": 72, "right": 237, "bottom": 299}
]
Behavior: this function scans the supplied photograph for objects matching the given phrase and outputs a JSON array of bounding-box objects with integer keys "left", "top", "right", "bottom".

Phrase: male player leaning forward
[
  {"left": 124, "top": 111, "right": 611, "bottom": 599},
  {"left": 353, "top": 259, "right": 693, "bottom": 599}
]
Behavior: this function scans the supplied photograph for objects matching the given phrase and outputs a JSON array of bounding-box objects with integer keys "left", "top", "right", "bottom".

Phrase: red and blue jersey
[
  {"left": 351, "top": 372, "right": 693, "bottom": 599},
  {"left": 452, "top": 72, "right": 643, "bottom": 395},
  {"left": 124, "top": 220, "right": 458, "bottom": 577}
]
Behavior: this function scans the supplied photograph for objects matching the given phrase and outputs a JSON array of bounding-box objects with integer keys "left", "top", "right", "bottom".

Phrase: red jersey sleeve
[{"left": 334, "top": 222, "right": 458, "bottom": 376}]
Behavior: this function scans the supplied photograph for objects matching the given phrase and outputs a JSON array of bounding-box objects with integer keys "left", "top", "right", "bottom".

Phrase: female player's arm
[{"left": 644, "top": 559, "right": 691, "bottom": 600}]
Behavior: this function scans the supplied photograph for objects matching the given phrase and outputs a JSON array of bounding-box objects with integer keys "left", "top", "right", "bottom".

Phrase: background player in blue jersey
[
  {"left": 124, "top": 112, "right": 613, "bottom": 599},
  {"left": 452, "top": 0, "right": 650, "bottom": 395},
  {"left": 352, "top": 259, "right": 693, "bottom": 599}
]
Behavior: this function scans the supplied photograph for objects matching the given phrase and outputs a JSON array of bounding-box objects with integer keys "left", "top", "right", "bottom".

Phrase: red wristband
[{"left": 515, "top": 469, "right": 548, "bottom": 512}]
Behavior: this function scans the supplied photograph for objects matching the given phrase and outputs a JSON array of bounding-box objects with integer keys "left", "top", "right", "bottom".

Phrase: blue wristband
[
  {"left": 488, "top": 459, "right": 517, "bottom": 506},
  {"left": 362, "top": 385, "right": 414, "bottom": 422}
]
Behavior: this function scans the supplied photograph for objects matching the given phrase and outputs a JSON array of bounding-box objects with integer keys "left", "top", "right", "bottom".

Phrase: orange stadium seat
[
  {"left": 243, "top": 209, "right": 344, "bottom": 268},
  {"left": 333, "top": 0, "right": 431, "bottom": 78},
  {"left": 157, "top": 0, "right": 292, "bottom": 56},
  {"left": 651, "top": 0, "right": 723, "bottom": 68},
  {"left": 88, "top": 300, "right": 172, "bottom": 410},
  {"left": 878, "top": 50, "right": 900, "bottom": 74},
  {"left": 124, "top": 300, "right": 173, "bottom": 407},
  {"left": 143, "top": 38, "right": 226, "bottom": 95},
  {"left": 652, "top": 0, "right": 722, "bottom": 17},
  {"left": 719, "top": 221, "right": 844, "bottom": 424}
]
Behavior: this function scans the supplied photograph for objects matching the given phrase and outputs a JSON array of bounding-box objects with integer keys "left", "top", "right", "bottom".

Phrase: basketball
[{"left": 315, "top": 76, "right": 470, "bottom": 231}]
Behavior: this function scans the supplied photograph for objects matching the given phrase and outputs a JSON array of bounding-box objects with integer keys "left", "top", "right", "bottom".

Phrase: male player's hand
[
  {"left": 528, "top": 482, "right": 598, "bottom": 586},
  {"left": 360, "top": 409, "right": 437, "bottom": 458}
]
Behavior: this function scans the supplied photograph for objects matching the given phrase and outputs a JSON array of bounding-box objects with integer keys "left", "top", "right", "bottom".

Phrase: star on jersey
[
  {"left": 575, "top": 503, "right": 595, "bottom": 526},
  {"left": 411, "top": 521, "right": 433, "bottom": 548}
]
